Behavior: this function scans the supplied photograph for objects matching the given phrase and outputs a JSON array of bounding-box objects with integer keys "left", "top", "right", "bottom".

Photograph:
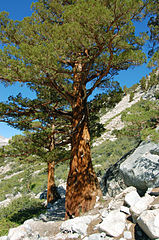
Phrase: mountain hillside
[{"left": 93, "top": 83, "right": 159, "bottom": 146}]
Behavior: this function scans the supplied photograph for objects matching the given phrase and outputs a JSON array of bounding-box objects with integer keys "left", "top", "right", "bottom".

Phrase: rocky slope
[{"left": 93, "top": 84, "right": 159, "bottom": 146}]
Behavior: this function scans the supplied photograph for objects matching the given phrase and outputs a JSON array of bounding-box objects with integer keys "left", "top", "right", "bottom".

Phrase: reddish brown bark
[
  {"left": 47, "top": 124, "right": 60, "bottom": 204},
  {"left": 65, "top": 65, "right": 102, "bottom": 219},
  {"left": 47, "top": 161, "right": 61, "bottom": 204}
]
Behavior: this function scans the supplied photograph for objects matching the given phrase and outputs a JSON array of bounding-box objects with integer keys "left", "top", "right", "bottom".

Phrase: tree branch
[
  {"left": 86, "top": 34, "right": 116, "bottom": 98},
  {"left": 49, "top": 76, "right": 74, "bottom": 104}
]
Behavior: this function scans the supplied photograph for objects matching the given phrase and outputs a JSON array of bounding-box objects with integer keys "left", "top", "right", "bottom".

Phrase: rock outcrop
[
  {"left": 102, "top": 141, "right": 159, "bottom": 196},
  {"left": 142, "top": 84, "right": 159, "bottom": 100},
  {"left": 120, "top": 141, "right": 159, "bottom": 193}
]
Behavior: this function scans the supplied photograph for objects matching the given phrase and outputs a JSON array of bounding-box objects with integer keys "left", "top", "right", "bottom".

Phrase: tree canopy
[{"left": 0, "top": 0, "right": 146, "bottom": 93}]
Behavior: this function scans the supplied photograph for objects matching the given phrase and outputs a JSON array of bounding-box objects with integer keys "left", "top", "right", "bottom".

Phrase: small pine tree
[
  {"left": 129, "top": 91, "right": 135, "bottom": 102},
  {"left": 140, "top": 76, "right": 147, "bottom": 90},
  {"left": 123, "top": 85, "right": 128, "bottom": 95}
]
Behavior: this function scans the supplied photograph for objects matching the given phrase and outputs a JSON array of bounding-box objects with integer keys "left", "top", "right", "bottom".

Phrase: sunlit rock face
[{"left": 120, "top": 141, "right": 159, "bottom": 193}]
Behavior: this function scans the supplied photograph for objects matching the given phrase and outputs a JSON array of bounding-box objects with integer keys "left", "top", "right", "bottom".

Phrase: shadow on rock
[{"left": 39, "top": 198, "right": 65, "bottom": 222}]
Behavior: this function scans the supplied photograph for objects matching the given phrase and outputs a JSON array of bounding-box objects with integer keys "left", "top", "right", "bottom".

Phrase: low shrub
[{"left": 0, "top": 196, "right": 45, "bottom": 236}]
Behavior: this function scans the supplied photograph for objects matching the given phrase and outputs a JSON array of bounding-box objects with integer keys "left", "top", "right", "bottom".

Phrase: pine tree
[
  {"left": 140, "top": 76, "right": 147, "bottom": 90},
  {"left": 146, "top": 0, "right": 159, "bottom": 67},
  {"left": 0, "top": 82, "right": 105, "bottom": 204},
  {"left": 129, "top": 91, "right": 134, "bottom": 102},
  {"left": 0, "top": 127, "right": 69, "bottom": 203},
  {"left": 123, "top": 85, "right": 128, "bottom": 96},
  {"left": 0, "top": 85, "right": 71, "bottom": 204},
  {"left": 0, "top": 0, "right": 147, "bottom": 218}
]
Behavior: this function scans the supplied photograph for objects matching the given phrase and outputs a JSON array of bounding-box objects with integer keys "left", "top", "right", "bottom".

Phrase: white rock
[
  {"left": 124, "top": 190, "right": 141, "bottom": 207},
  {"left": 60, "top": 214, "right": 99, "bottom": 236},
  {"left": 94, "top": 202, "right": 100, "bottom": 208},
  {"left": 0, "top": 198, "right": 12, "bottom": 208},
  {"left": 23, "top": 219, "right": 62, "bottom": 238},
  {"left": 38, "top": 238, "right": 50, "bottom": 240},
  {"left": 115, "top": 186, "right": 136, "bottom": 200},
  {"left": 54, "top": 232, "right": 79, "bottom": 239},
  {"left": 120, "top": 206, "right": 130, "bottom": 215},
  {"left": 126, "top": 223, "right": 133, "bottom": 230},
  {"left": 124, "top": 231, "right": 132, "bottom": 239},
  {"left": 130, "top": 194, "right": 155, "bottom": 222},
  {"left": 8, "top": 225, "right": 33, "bottom": 240},
  {"left": 5, "top": 194, "right": 14, "bottom": 198},
  {"left": 120, "top": 141, "right": 159, "bottom": 192},
  {"left": 83, "top": 232, "right": 106, "bottom": 240},
  {"left": 137, "top": 209, "right": 159, "bottom": 239},
  {"left": 94, "top": 195, "right": 100, "bottom": 208},
  {"left": 96, "top": 196, "right": 100, "bottom": 202},
  {"left": 0, "top": 237, "right": 8, "bottom": 240},
  {"left": 98, "top": 210, "right": 126, "bottom": 237},
  {"left": 108, "top": 198, "right": 124, "bottom": 210},
  {"left": 100, "top": 209, "right": 109, "bottom": 218}
]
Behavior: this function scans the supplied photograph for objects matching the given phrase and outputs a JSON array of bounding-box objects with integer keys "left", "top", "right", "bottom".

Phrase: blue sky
[{"left": 0, "top": 0, "right": 153, "bottom": 138}]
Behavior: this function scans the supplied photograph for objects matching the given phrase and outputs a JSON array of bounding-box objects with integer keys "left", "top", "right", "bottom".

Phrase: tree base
[
  {"left": 47, "top": 185, "right": 61, "bottom": 205},
  {"left": 65, "top": 170, "right": 102, "bottom": 219}
]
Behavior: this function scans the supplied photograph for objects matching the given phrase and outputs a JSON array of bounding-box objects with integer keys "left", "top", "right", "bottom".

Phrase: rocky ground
[
  {"left": 1, "top": 185, "right": 159, "bottom": 240},
  {"left": 92, "top": 88, "right": 145, "bottom": 146}
]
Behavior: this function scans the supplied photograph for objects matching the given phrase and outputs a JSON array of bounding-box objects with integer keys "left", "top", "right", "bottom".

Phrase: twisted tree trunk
[{"left": 65, "top": 64, "right": 102, "bottom": 218}]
